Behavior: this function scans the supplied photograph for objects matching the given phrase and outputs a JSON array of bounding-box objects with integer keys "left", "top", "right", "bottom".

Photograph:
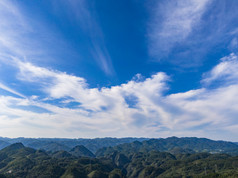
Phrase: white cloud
[
  {"left": 0, "top": 57, "right": 172, "bottom": 137},
  {"left": 15, "top": 58, "right": 168, "bottom": 112},
  {"left": 0, "top": 54, "right": 237, "bottom": 141},
  {"left": 202, "top": 53, "right": 238, "bottom": 85}
]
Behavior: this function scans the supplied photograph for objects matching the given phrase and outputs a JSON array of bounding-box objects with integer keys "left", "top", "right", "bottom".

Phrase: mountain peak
[
  {"left": 6, "top": 142, "right": 25, "bottom": 150},
  {"left": 70, "top": 145, "right": 95, "bottom": 158}
]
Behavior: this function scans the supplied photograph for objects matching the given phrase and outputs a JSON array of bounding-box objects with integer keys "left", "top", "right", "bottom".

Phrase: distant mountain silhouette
[{"left": 0, "top": 137, "right": 149, "bottom": 153}]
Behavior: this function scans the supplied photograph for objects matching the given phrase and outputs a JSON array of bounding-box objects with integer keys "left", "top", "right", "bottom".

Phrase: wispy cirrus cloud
[
  {"left": 0, "top": 0, "right": 78, "bottom": 67},
  {"left": 0, "top": 83, "right": 25, "bottom": 98},
  {"left": 148, "top": 0, "right": 211, "bottom": 59},
  {"left": 54, "top": 0, "right": 115, "bottom": 76},
  {"left": 148, "top": 0, "right": 238, "bottom": 68},
  {"left": 0, "top": 0, "right": 28, "bottom": 57}
]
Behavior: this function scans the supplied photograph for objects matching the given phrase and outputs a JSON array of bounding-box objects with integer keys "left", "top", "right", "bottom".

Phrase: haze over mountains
[{"left": 0, "top": 137, "right": 148, "bottom": 153}]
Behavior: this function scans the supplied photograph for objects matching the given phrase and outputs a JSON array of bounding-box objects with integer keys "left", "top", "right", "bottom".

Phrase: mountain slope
[
  {"left": 69, "top": 145, "right": 95, "bottom": 158},
  {"left": 0, "top": 142, "right": 238, "bottom": 177},
  {"left": 0, "top": 140, "right": 10, "bottom": 150},
  {"left": 0, "top": 143, "right": 120, "bottom": 177},
  {"left": 96, "top": 137, "right": 238, "bottom": 157}
]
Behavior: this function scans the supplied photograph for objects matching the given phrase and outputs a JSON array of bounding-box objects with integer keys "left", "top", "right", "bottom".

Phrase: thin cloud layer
[
  {"left": 55, "top": 0, "right": 115, "bottom": 76},
  {"left": 149, "top": 0, "right": 210, "bottom": 59},
  {"left": 148, "top": 0, "right": 238, "bottom": 68}
]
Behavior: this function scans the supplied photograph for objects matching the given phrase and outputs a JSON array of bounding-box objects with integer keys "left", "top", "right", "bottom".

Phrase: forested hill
[
  {"left": 96, "top": 137, "right": 238, "bottom": 157},
  {"left": 0, "top": 142, "right": 238, "bottom": 177},
  {"left": 1, "top": 137, "right": 238, "bottom": 156}
]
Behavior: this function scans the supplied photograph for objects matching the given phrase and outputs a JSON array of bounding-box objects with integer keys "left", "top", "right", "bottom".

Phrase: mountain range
[
  {"left": 0, "top": 137, "right": 238, "bottom": 177},
  {"left": 0, "top": 137, "right": 149, "bottom": 153}
]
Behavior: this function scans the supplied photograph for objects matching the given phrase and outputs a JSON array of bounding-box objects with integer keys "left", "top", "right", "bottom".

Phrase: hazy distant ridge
[{"left": 0, "top": 137, "right": 149, "bottom": 153}]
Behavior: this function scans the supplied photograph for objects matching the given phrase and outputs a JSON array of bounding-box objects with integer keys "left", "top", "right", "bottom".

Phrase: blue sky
[{"left": 0, "top": 0, "right": 238, "bottom": 141}]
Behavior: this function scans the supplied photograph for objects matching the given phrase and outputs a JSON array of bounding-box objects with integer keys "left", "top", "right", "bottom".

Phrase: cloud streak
[
  {"left": 0, "top": 83, "right": 25, "bottom": 98},
  {"left": 57, "top": 0, "right": 115, "bottom": 76}
]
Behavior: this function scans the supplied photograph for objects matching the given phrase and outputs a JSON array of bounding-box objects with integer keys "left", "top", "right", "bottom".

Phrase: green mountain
[
  {"left": 69, "top": 145, "right": 95, "bottom": 158},
  {"left": 0, "top": 143, "right": 122, "bottom": 177},
  {"left": 51, "top": 150, "right": 73, "bottom": 159},
  {"left": 96, "top": 137, "right": 238, "bottom": 157},
  {"left": 0, "top": 142, "right": 238, "bottom": 177},
  {"left": 118, "top": 150, "right": 238, "bottom": 177}
]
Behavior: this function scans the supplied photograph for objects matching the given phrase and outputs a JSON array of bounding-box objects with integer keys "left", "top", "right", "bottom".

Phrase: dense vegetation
[
  {"left": 96, "top": 137, "right": 238, "bottom": 156},
  {"left": 0, "top": 137, "right": 238, "bottom": 177}
]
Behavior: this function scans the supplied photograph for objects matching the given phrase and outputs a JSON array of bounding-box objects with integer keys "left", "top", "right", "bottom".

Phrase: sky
[{"left": 0, "top": 0, "right": 238, "bottom": 141}]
